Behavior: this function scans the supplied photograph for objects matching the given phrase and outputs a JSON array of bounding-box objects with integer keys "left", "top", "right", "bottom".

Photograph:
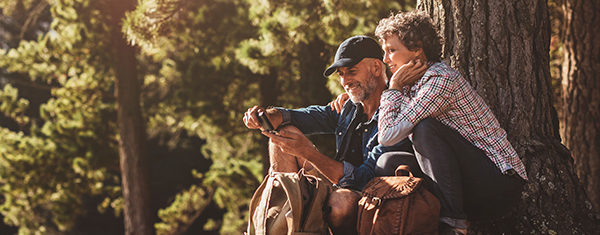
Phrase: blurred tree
[
  {"left": 560, "top": 0, "right": 600, "bottom": 213},
  {"left": 124, "top": 0, "right": 264, "bottom": 233},
  {"left": 419, "top": 0, "right": 600, "bottom": 233},
  {"left": 99, "top": 0, "right": 155, "bottom": 234},
  {"left": 0, "top": 0, "right": 123, "bottom": 233},
  {"left": 0, "top": 0, "right": 54, "bottom": 134},
  {"left": 0, "top": 0, "right": 156, "bottom": 233}
]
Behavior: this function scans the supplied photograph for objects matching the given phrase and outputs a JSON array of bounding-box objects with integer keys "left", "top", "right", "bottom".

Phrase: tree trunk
[
  {"left": 418, "top": 0, "right": 600, "bottom": 233},
  {"left": 105, "top": 0, "right": 155, "bottom": 234},
  {"left": 561, "top": 0, "right": 600, "bottom": 213},
  {"left": 298, "top": 40, "right": 332, "bottom": 106}
]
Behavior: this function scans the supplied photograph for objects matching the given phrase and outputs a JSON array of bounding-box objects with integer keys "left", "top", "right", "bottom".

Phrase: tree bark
[
  {"left": 104, "top": 0, "right": 155, "bottom": 234},
  {"left": 418, "top": 0, "right": 600, "bottom": 233},
  {"left": 561, "top": 0, "right": 600, "bottom": 213}
]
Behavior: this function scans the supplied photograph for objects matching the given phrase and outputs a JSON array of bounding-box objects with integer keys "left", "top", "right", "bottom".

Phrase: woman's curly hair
[{"left": 375, "top": 11, "right": 443, "bottom": 62}]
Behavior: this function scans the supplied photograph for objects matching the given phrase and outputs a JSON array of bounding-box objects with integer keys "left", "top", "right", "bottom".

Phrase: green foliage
[
  {"left": 155, "top": 171, "right": 213, "bottom": 235},
  {"left": 123, "top": 0, "right": 190, "bottom": 53},
  {"left": 0, "top": 0, "right": 39, "bottom": 17},
  {"left": 0, "top": 0, "right": 121, "bottom": 233},
  {"left": 0, "top": 84, "right": 120, "bottom": 232},
  {"left": 128, "top": 0, "right": 266, "bottom": 232},
  {"left": 0, "top": 84, "right": 30, "bottom": 126},
  {"left": 0, "top": 83, "right": 120, "bottom": 233},
  {"left": 237, "top": 0, "right": 406, "bottom": 107},
  {"left": 548, "top": 0, "right": 564, "bottom": 110}
]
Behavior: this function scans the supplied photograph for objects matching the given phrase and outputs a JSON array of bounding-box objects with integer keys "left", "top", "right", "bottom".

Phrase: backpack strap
[
  {"left": 395, "top": 165, "right": 413, "bottom": 177},
  {"left": 246, "top": 173, "right": 274, "bottom": 235},
  {"left": 369, "top": 203, "right": 382, "bottom": 235},
  {"left": 276, "top": 172, "right": 304, "bottom": 232}
]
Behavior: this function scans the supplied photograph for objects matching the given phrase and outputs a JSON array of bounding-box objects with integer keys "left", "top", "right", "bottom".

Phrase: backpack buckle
[{"left": 372, "top": 197, "right": 381, "bottom": 206}]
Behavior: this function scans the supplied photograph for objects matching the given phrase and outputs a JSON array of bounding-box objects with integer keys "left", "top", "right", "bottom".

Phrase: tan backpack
[
  {"left": 357, "top": 165, "right": 440, "bottom": 235},
  {"left": 246, "top": 169, "right": 331, "bottom": 235}
]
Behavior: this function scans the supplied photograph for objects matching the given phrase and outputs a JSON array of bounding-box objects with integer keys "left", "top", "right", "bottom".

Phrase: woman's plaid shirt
[{"left": 378, "top": 61, "right": 528, "bottom": 180}]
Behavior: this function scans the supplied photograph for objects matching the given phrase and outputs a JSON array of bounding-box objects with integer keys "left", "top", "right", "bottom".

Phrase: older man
[{"left": 243, "top": 35, "right": 424, "bottom": 233}]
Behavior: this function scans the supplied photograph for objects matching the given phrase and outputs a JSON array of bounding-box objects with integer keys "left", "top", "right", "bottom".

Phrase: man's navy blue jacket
[{"left": 276, "top": 100, "right": 410, "bottom": 190}]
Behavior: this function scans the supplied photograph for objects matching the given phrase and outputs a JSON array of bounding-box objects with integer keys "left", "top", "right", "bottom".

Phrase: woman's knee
[{"left": 412, "top": 118, "right": 441, "bottom": 141}]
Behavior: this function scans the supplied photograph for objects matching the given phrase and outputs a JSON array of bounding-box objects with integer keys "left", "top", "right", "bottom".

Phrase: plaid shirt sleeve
[{"left": 378, "top": 72, "right": 456, "bottom": 146}]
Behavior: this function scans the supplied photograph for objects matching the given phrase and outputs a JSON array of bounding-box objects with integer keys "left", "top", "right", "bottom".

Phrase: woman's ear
[{"left": 414, "top": 41, "right": 427, "bottom": 61}]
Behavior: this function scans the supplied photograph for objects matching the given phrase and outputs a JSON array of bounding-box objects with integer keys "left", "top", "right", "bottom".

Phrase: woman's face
[{"left": 381, "top": 36, "right": 421, "bottom": 74}]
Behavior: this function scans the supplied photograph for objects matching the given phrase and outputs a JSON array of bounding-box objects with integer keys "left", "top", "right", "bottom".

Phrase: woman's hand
[
  {"left": 389, "top": 60, "right": 428, "bottom": 90},
  {"left": 328, "top": 93, "right": 349, "bottom": 113}
]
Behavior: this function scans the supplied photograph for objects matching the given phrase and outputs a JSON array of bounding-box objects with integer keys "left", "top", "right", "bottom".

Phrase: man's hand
[
  {"left": 262, "top": 129, "right": 318, "bottom": 158},
  {"left": 389, "top": 60, "right": 428, "bottom": 90},
  {"left": 328, "top": 93, "right": 349, "bottom": 113},
  {"left": 243, "top": 106, "right": 266, "bottom": 130},
  {"left": 265, "top": 125, "right": 345, "bottom": 183}
]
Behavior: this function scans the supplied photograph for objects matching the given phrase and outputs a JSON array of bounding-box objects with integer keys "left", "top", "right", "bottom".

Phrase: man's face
[{"left": 337, "top": 59, "right": 379, "bottom": 104}]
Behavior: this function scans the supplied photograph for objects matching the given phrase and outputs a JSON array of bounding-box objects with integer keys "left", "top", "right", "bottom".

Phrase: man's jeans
[{"left": 376, "top": 118, "right": 525, "bottom": 229}]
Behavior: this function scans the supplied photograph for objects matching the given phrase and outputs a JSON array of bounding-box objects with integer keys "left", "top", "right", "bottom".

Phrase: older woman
[{"left": 375, "top": 11, "right": 527, "bottom": 235}]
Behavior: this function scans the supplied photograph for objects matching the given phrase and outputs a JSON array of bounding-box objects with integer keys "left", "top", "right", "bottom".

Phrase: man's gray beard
[{"left": 349, "top": 72, "right": 378, "bottom": 104}]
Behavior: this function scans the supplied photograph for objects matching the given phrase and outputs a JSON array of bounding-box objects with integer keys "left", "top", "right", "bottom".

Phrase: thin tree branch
[{"left": 19, "top": 0, "right": 49, "bottom": 39}]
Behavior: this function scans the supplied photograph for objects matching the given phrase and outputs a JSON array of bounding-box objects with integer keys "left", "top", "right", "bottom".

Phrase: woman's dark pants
[{"left": 376, "top": 118, "right": 525, "bottom": 229}]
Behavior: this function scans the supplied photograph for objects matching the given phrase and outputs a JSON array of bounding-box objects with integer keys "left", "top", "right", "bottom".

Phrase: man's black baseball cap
[{"left": 323, "top": 35, "right": 383, "bottom": 77}]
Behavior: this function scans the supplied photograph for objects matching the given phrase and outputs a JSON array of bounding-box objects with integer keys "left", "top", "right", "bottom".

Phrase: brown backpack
[
  {"left": 357, "top": 165, "right": 440, "bottom": 235},
  {"left": 246, "top": 169, "right": 331, "bottom": 235}
]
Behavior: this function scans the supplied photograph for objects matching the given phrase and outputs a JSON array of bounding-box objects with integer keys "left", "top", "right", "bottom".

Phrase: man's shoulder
[{"left": 340, "top": 100, "right": 358, "bottom": 116}]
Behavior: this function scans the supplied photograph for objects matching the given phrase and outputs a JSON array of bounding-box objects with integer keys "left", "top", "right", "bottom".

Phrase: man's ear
[{"left": 371, "top": 59, "right": 383, "bottom": 77}]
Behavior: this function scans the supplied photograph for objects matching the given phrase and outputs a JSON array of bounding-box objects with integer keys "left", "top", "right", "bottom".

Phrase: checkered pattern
[{"left": 379, "top": 61, "right": 528, "bottom": 180}]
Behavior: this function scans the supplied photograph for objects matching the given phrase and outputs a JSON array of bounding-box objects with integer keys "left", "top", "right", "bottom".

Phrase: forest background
[{"left": 0, "top": 0, "right": 598, "bottom": 234}]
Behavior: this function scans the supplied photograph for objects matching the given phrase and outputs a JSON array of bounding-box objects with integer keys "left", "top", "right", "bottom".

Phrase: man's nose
[{"left": 339, "top": 76, "right": 349, "bottom": 87}]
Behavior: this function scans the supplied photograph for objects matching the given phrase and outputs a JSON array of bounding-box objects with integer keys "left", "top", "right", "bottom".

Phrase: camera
[{"left": 257, "top": 112, "right": 279, "bottom": 135}]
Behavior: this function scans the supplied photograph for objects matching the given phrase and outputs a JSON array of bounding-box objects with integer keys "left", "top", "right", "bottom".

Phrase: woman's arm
[{"left": 378, "top": 70, "right": 456, "bottom": 146}]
